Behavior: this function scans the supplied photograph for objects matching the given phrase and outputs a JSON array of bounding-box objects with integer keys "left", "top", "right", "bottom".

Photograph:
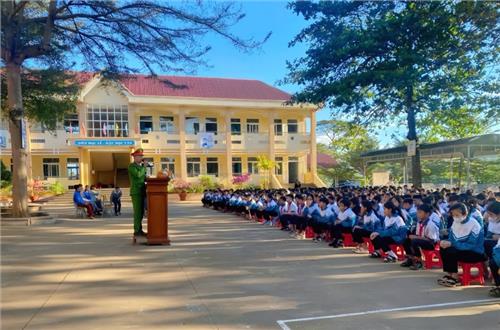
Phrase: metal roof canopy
[
  {"left": 361, "top": 134, "right": 500, "bottom": 164},
  {"left": 360, "top": 133, "right": 500, "bottom": 188}
]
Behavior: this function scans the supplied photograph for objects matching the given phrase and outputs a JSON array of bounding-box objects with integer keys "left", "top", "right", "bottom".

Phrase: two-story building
[{"left": 0, "top": 73, "right": 325, "bottom": 188}]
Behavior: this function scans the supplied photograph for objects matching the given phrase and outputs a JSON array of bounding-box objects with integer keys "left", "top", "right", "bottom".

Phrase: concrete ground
[{"left": 1, "top": 200, "right": 499, "bottom": 330}]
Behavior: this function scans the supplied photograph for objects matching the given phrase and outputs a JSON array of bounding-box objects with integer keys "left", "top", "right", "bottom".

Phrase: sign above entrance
[{"left": 73, "top": 139, "right": 135, "bottom": 146}]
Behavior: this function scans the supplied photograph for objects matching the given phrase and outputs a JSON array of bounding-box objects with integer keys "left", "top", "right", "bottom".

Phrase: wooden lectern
[{"left": 146, "top": 177, "right": 170, "bottom": 245}]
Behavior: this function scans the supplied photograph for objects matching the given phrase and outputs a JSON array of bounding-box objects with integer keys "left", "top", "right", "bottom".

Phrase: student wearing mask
[{"left": 438, "top": 203, "right": 486, "bottom": 287}]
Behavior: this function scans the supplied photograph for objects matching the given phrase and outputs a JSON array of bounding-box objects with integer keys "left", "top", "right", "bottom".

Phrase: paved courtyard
[{"left": 2, "top": 200, "right": 499, "bottom": 330}]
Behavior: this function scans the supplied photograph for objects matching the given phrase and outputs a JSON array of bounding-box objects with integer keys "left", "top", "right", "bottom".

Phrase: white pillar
[
  {"left": 310, "top": 110, "right": 317, "bottom": 175},
  {"left": 178, "top": 108, "right": 187, "bottom": 180}
]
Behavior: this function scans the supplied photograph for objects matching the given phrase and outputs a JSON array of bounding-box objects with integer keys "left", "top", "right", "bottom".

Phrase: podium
[{"left": 146, "top": 177, "right": 170, "bottom": 245}]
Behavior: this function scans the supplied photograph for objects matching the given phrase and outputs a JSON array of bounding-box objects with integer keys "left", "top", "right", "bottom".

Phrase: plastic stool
[
  {"left": 363, "top": 237, "right": 375, "bottom": 254},
  {"left": 389, "top": 244, "right": 406, "bottom": 261},
  {"left": 342, "top": 233, "right": 357, "bottom": 247},
  {"left": 458, "top": 262, "right": 485, "bottom": 286},
  {"left": 305, "top": 226, "right": 315, "bottom": 239},
  {"left": 421, "top": 245, "right": 442, "bottom": 269}
]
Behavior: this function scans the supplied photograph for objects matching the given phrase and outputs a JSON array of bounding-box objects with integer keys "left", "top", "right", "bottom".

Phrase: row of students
[{"left": 201, "top": 187, "right": 500, "bottom": 296}]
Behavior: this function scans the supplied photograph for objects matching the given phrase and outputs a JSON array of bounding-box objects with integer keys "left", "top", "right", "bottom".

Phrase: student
[
  {"left": 329, "top": 198, "right": 357, "bottom": 248},
  {"left": 489, "top": 239, "right": 500, "bottom": 297},
  {"left": 401, "top": 198, "right": 417, "bottom": 228},
  {"left": 484, "top": 201, "right": 500, "bottom": 276},
  {"left": 310, "top": 197, "right": 335, "bottom": 242},
  {"left": 370, "top": 201, "right": 408, "bottom": 263},
  {"left": 111, "top": 186, "right": 122, "bottom": 216},
  {"left": 279, "top": 194, "right": 298, "bottom": 231},
  {"left": 401, "top": 204, "right": 440, "bottom": 270},
  {"left": 467, "top": 197, "right": 484, "bottom": 226},
  {"left": 262, "top": 194, "right": 279, "bottom": 224},
  {"left": 352, "top": 200, "right": 381, "bottom": 254},
  {"left": 438, "top": 203, "right": 486, "bottom": 287},
  {"left": 73, "top": 184, "right": 94, "bottom": 219}
]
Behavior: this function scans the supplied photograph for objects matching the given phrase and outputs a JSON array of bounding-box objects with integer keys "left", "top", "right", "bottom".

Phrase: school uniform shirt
[
  {"left": 265, "top": 200, "right": 279, "bottom": 212},
  {"left": 415, "top": 219, "right": 440, "bottom": 243},
  {"left": 470, "top": 208, "right": 484, "bottom": 226},
  {"left": 376, "top": 203, "right": 385, "bottom": 218},
  {"left": 429, "top": 212, "right": 443, "bottom": 228},
  {"left": 378, "top": 215, "right": 408, "bottom": 244},
  {"left": 284, "top": 201, "right": 298, "bottom": 215},
  {"left": 327, "top": 202, "right": 340, "bottom": 215},
  {"left": 304, "top": 203, "right": 320, "bottom": 218},
  {"left": 336, "top": 208, "right": 357, "bottom": 228},
  {"left": 486, "top": 220, "right": 500, "bottom": 239},
  {"left": 402, "top": 206, "right": 417, "bottom": 226},
  {"left": 492, "top": 239, "right": 500, "bottom": 267},
  {"left": 449, "top": 215, "right": 484, "bottom": 254},
  {"left": 296, "top": 203, "right": 305, "bottom": 216},
  {"left": 439, "top": 201, "right": 449, "bottom": 215},
  {"left": 360, "top": 211, "right": 381, "bottom": 232},
  {"left": 314, "top": 207, "right": 335, "bottom": 224}
]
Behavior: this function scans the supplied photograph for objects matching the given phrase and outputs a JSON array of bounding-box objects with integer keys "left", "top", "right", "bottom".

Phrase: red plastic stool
[
  {"left": 305, "top": 226, "right": 315, "bottom": 239},
  {"left": 458, "top": 262, "right": 485, "bottom": 286},
  {"left": 342, "top": 233, "right": 357, "bottom": 247},
  {"left": 421, "top": 245, "right": 442, "bottom": 269},
  {"left": 389, "top": 244, "right": 406, "bottom": 261},
  {"left": 363, "top": 237, "right": 375, "bottom": 254}
]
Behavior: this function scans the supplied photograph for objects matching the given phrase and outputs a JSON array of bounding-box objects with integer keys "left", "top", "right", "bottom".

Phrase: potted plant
[
  {"left": 173, "top": 179, "right": 191, "bottom": 201},
  {"left": 28, "top": 179, "right": 44, "bottom": 202},
  {"left": 232, "top": 173, "right": 251, "bottom": 188}
]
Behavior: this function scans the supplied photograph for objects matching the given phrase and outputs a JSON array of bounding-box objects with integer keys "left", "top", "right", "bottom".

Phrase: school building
[{"left": 0, "top": 73, "right": 325, "bottom": 188}]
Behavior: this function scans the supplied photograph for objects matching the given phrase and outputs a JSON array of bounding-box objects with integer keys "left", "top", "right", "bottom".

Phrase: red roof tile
[
  {"left": 308, "top": 153, "right": 338, "bottom": 168},
  {"left": 119, "top": 74, "right": 291, "bottom": 101}
]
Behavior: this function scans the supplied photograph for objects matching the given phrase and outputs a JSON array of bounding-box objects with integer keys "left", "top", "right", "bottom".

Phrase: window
[
  {"left": 185, "top": 117, "right": 200, "bottom": 134},
  {"left": 43, "top": 158, "right": 60, "bottom": 179},
  {"left": 159, "top": 116, "right": 175, "bottom": 133},
  {"left": 67, "top": 158, "right": 79, "bottom": 180},
  {"left": 205, "top": 118, "right": 218, "bottom": 134},
  {"left": 246, "top": 119, "right": 259, "bottom": 134},
  {"left": 247, "top": 157, "right": 259, "bottom": 174},
  {"left": 231, "top": 118, "right": 241, "bottom": 135},
  {"left": 64, "top": 114, "right": 80, "bottom": 134},
  {"left": 206, "top": 157, "right": 219, "bottom": 177},
  {"left": 160, "top": 157, "right": 175, "bottom": 175},
  {"left": 287, "top": 119, "right": 298, "bottom": 134},
  {"left": 275, "top": 157, "right": 283, "bottom": 175},
  {"left": 143, "top": 157, "right": 155, "bottom": 177},
  {"left": 232, "top": 157, "right": 242, "bottom": 176},
  {"left": 187, "top": 157, "right": 201, "bottom": 177},
  {"left": 140, "top": 116, "right": 153, "bottom": 134},
  {"left": 274, "top": 119, "right": 283, "bottom": 136},
  {"left": 86, "top": 104, "right": 128, "bottom": 137}
]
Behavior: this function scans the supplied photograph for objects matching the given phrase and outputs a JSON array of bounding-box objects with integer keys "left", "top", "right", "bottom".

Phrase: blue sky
[{"left": 177, "top": 1, "right": 403, "bottom": 146}]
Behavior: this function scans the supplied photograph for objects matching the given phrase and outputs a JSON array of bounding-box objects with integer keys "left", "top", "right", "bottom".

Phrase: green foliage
[
  {"left": 1, "top": 161, "right": 11, "bottom": 182},
  {"left": 198, "top": 175, "right": 219, "bottom": 190},
  {"left": 0, "top": 69, "right": 80, "bottom": 131},
  {"left": 187, "top": 184, "right": 205, "bottom": 194},
  {"left": 256, "top": 155, "right": 276, "bottom": 188},
  {"left": 419, "top": 107, "right": 496, "bottom": 143},
  {"left": 0, "top": 183, "right": 12, "bottom": 195},
  {"left": 285, "top": 1, "right": 499, "bottom": 186},
  {"left": 49, "top": 181, "right": 66, "bottom": 195},
  {"left": 317, "top": 120, "right": 378, "bottom": 185}
]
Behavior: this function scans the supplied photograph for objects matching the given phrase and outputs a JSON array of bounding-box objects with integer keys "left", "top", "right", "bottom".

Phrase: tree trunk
[
  {"left": 406, "top": 86, "right": 422, "bottom": 188},
  {"left": 6, "top": 62, "right": 29, "bottom": 217}
]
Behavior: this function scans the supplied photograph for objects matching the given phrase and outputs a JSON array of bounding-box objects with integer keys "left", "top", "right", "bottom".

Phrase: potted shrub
[
  {"left": 232, "top": 173, "right": 251, "bottom": 188},
  {"left": 28, "top": 179, "right": 44, "bottom": 202},
  {"left": 173, "top": 179, "right": 191, "bottom": 201}
]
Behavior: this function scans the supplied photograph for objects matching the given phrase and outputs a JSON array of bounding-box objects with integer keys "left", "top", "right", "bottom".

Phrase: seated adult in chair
[{"left": 73, "top": 184, "right": 94, "bottom": 219}]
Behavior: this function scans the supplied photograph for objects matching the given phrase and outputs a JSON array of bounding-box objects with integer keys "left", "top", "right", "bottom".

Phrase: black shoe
[
  {"left": 134, "top": 230, "right": 146, "bottom": 237},
  {"left": 328, "top": 239, "right": 338, "bottom": 247},
  {"left": 409, "top": 261, "right": 423, "bottom": 270},
  {"left": 400, "top": 258, "right": 413, "bottom": 267}
]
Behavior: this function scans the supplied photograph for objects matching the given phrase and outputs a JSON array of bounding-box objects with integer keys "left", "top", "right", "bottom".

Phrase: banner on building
[{"left": 200, "top": 132, "right": 215, "bottom": 149}]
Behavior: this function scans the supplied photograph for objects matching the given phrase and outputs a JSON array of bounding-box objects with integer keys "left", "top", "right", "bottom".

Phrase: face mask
[{"left": 453, "top": 215, "right": 466, "bottom": 223}]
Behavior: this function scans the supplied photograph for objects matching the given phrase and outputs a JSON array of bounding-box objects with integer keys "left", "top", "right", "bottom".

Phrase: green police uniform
[{"left": 128, "top": 161, "right": 147, "bottom": 234}]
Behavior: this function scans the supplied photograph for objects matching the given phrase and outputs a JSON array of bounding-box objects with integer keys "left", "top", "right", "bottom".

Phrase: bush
[
  {"left": 199, "top": 175, "right": 219, "bottom": 189},
  {"left": 0, "top": 183, "right": 12, "bottom": 197},
  {"left": 187, "top": 184, "right": 205, "bottom": 193},
  {"left": 49, "top": 181, "right": 66, "bottom": 195},
  {"left": 1, "top": 161, "right": 11, "bottom": 182}
]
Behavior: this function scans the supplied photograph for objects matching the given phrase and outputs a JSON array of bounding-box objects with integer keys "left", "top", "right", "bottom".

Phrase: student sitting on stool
[{"left": 400, "top": 204, "right": 440, "bottom": 270}]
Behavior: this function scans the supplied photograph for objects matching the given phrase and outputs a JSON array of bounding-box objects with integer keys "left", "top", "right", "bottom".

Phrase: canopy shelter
[{"left": 360, "top": 134, "right": 500, "bottom": 188}]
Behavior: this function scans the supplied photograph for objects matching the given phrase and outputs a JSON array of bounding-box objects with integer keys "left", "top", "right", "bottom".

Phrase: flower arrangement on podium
[{"left": 172, "top": 179, "right": 191, "bottom": 201}]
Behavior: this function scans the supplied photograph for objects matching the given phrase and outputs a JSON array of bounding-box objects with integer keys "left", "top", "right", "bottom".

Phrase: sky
[{"left": 125, "top": 1, "right": 404, "bottom": 147}]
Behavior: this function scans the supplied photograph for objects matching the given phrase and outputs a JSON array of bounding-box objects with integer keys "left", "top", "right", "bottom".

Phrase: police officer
[{"left": 128, "top": 148, "right": 147, "bottom": 236}]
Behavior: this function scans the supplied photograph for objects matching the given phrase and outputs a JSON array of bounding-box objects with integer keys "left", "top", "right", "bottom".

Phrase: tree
[
  {"left": 317, "top": 120, "right": 378, "bottom": 185},
  {"left": 1, "top": 1, "right": 268, "bottom": 217},
  {"left": 256, "top": 155, "right": 276, "bottom": 189},
  {"left": 284, "top": 1, "right": 499, "bottom": 188}
]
